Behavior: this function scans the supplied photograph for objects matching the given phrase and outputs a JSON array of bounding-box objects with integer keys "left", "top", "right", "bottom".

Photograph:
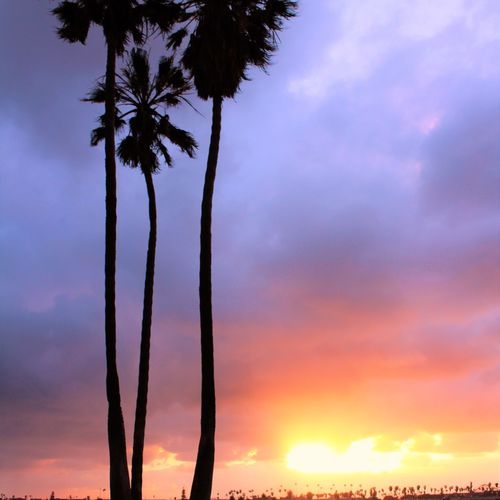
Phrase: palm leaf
[
  {"left": 123, "top": 48, "right": 151, "bottom": 96},
  {"left": 90, "top": 111, "right": 125, "bottom": 146},
  {"left": 156, "top": 141, "right": 173, "bottom": 167},
  {"left": 90, "top": 126, "right": 106, "bottom": 146},
  {"left": 166, "top": 27, "right": 188, "bottom": 50},
  {"left": 117, "top": 134, "right": 140, "bottom": 168},
  {"left": 142, "top": 0, "right": 182, "bottom": 33},
  {"left": 83, "top": 80, "right": 107, "bottom": 103},
  {"left": 158, "top": 116, "right": 197, "bottom": 157},
  {"left": 52, "top": 1, "right": 91, "bottom": 44},
  {"left": 157, "top": 56, "right": 191, "bottom": 94}
]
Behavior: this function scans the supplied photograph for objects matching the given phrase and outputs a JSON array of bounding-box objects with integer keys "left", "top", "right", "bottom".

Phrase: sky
[{"left": 1, "top": 0, "right": 500, "bottom": 498}]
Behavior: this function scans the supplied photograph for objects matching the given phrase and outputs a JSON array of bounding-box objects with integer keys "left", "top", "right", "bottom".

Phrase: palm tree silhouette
[
  {"left": 169, "top": 2, "right": 297, "bottom": 499},
  {"left": 52, "top": 2, "right": 144, "bottom": 498},
  {"left": 87, "top": 47, "right": 197, "bottom": 500},
  {"left": 52, "top": 2, "right": 182, "bottom": 498}
]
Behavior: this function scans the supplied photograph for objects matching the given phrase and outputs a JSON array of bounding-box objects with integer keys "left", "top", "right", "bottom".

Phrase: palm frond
[
  {"left": 156, "top": 141, "right": 173, "bottom": 167},
  {"left": 123, "top": 48, "right": 151, "bottom": 97},
  {"left": 264, "top": 0, "right": 297, "bottom": 27},
  {"left": 89, "top": 109, "right": 125, "bottom": 146},
  {"left": 90, "top": 126, "right": 106, "bottom": 146},
  {"left": 115, "top": 114, "right": 126, "bottom": 132},
  {"left": 166, "top": 27, "right": 188, "bottom": 49},
  {"left": 158, "top": 56, "right": 191, "bottom": 93},
  {"left": 83, "top": 80, "right": 107, "bottom": 103},
  {"left": 128, "top": 5, "right": 146, "bottom": 46},
  {"left": 158, "top": 116, "right": 197, "bottom": 157},
  {"left": 52, "top": 1, "right": 92, "bottom": 44},
  {"left": 140, "top": 148, "right": 160, "bottom": 173},
  {"left": 117, "top": 134, "right": 140, "bottom": 168},
  {"left": 143, "top": 0, "right": 182, "bottom": 33},
  {"left": 104, "top": 0, "right": 141, "bottom": 54}
]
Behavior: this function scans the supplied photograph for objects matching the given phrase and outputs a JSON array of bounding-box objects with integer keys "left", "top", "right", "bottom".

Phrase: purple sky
[{"left": 1, "top": 1, "right": 500, "bottom": 497}]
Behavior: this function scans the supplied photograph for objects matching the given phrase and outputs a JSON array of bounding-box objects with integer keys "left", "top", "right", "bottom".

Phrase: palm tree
[
  {"left": 169, "top": 2, "right": 297, "bottom": 499},
  {"left": 52, "top": 2, "right": 143, "bottom": 497},
  {"left": 87, "top": 48, "right": 197, "bottom": 500},
  {"left": 52, "top": 2, "right": 183, "bottom": 498}
]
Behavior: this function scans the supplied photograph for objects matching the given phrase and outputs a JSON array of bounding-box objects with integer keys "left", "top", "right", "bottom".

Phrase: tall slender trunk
[
  {"left": 131, "top": 170, "right": 157, "bottom": 500},
  {"left": 104, "top": 37, "right": 132, "bottom": 500},
  {"left": 190, "top": 95, "right": 223, "bottom": 500}
]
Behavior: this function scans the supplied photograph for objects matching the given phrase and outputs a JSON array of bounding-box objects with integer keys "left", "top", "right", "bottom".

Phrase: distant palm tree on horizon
[
  {"left": 169, "top": 1, "right": 298, "bottom": 499},
  {"left": 87, "top": 47, "right": 197, "bottom": 500}
]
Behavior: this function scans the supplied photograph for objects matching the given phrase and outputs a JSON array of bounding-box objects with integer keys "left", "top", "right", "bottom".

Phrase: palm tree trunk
[
  {"left": 190, "top": 95, "right": 223, "bottom": 500},
  {"left": 104, "top": 37, "right": 132, "bottom": 500},
  {"left": 131, "top": 169, "right": 157, "bottom": 500}
]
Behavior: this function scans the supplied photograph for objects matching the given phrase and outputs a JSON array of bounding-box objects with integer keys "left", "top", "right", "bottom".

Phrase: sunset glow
[
  {"left": 2, "top": 0, "right": 500, "bottom": 497},
  {"left": 287, "top": 439, "right": 403, "bottom": 475}
]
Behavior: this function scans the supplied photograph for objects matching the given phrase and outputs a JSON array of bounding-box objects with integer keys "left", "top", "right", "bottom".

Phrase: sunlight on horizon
[{"left": 286, "top": 438, "right": 406, "bottom": 474}]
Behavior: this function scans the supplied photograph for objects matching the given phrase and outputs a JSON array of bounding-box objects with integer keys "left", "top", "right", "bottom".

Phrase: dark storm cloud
[
  {"left": 0, "top": 121, "right": 104, "bottom": 312},
  {"left": 0, "top": 295, "right": 103, "bottom": 404},
  {"left": 0, "top": 2, "right": 104, "bottom": 167},
  {"left": 0, "top": 295, "right": 107, "bottom": 470}
]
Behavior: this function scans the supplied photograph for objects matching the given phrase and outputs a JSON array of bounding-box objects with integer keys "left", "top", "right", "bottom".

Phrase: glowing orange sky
[{"left": 1, "top": 0, "right": 500, "bottom": 498}]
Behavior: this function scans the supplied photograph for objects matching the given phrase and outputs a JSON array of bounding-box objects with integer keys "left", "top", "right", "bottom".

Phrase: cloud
[
  {"left": 419, "top": 90, "right": 500, "bottom": 219},
  {"left": 289, "top": 0, "right": 500, "bottom": 101},
  {"left": 1, "top": 0, "right": 500, "bottom": 496}
]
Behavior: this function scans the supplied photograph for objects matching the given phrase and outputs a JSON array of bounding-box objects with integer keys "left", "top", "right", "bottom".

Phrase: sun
[
  {"left": 287, "top": 443, "right": 339, "bottom": 474},
  {"left": 286, "top": 439, "right": 404, "bottom": 474}
]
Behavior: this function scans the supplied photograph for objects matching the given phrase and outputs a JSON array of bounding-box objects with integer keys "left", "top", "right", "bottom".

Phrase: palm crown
[
  {"left": 88, "top": 48, "right": 197, "bottom": 172},
  {"left": 52, "top": 0, "right": 142, "bottom": 50},
  {"left": 171, "top": 0, "right": 298, "bottom": 99},
  {"left": 53, "top": 0, "right": 182, "bottom": 52}
]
